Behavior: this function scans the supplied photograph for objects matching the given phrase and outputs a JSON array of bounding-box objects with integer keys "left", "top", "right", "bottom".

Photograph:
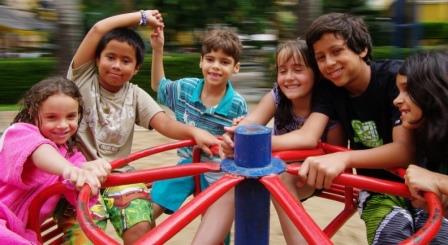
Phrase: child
[
  {"left": 293, "top": 13, "right": 415, "bottom": 244},
  {"left": 393, "top": 51, "right": 448, "bottom": 242},
  {"left": 149, "top": 27, "right": 247, "bottom": 244},
  {"left": 56, "top": 10, "right": 220, "bottom": 244},
  {"left": 222, "top": 13, "right": 414, "bottom": 243},
  {"left": 0, "top": 76, "right": 110, "bottom": 244},
  {"left": 221, "top": 39, "right": 345, "bottom": 243}
]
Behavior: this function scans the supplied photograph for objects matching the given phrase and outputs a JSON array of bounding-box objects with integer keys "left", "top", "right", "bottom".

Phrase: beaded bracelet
[{"left": 139, "top": 10, "right": 147, "bottom": 26}]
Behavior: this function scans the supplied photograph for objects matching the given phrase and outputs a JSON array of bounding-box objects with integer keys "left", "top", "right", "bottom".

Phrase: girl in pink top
[{"left": 0, "top": 76, "right": 111, "bottom": 244}]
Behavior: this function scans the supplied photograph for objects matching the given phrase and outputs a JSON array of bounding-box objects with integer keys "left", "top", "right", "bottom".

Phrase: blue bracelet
[{"left": 139, "top": 10, "right": 147, "bottom": 26}]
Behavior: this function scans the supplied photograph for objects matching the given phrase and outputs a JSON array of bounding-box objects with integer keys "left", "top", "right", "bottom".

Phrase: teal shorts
[{"left": 151, "top": 159, "right": 210, "bottom": 214}]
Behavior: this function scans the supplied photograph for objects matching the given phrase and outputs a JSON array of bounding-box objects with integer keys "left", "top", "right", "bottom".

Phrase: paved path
[{"left": 0, "top": 111, "right": 16, "bottom": 132}]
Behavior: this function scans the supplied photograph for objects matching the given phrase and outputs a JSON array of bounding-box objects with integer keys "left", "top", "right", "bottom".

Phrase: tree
[
  {"left": 296, "top": 0, "right": 321, "bottom": 39},
  {"left": 53, "top": 0, "right": 82, "bottom": 74}
]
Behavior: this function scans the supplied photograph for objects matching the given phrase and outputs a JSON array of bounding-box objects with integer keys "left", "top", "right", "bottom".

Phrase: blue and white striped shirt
[{"left": 158, "top": 77, "right": 247, "bottom": 162}]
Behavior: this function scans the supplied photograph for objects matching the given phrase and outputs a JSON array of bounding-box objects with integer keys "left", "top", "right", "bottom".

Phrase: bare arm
[
  {"left": 150, "top": 27, "right": 165, "bottom": 91},
  {"left": 299, "top": 124, "right": 415, "bottom": 189},
  {"left": 241, "top": 92, "right": 276, "bottom": 125},
  {"left": 345, "top": 124, "right": 414, "bottom": 169},
  {"left": 220, "top": 92, "right": 275, "bottom": 156},
  {"left": 149, "top": 112, "right": 220, "bottom": 155},
  {"left": 31, "top": 144, "right": 111, "bottom": 194},
  {"left": 72, "top": 10, "right": 164, "bottom": 69},
  {"left": 220, "top": 94, "right": 329, "bottom": 157},
  {"left": 31, "top": 144, "right": 79, "bottom": 176},
  {"left": 271, "top": 112, "right": 329, "bottom": 150},
  {"left": 250, "top": 94, "right": 329, "bottom": 150}
]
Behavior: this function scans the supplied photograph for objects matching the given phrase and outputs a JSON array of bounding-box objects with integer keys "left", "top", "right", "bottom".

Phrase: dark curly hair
[
  {"left": 13, "top": 76, "right": 83, "bottom": 154},
  {"left": 399, "top": 51, "right": 448, "bottom": 172}
]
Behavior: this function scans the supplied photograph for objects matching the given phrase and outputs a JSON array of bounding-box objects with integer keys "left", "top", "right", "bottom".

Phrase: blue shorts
[{"left": 151, "top": 159, "right": 210, "bottom": 214}]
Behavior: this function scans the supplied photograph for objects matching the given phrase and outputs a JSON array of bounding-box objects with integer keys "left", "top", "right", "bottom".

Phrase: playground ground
[{"left": 0, "top": 110, "right": 367, "bottom": 244}]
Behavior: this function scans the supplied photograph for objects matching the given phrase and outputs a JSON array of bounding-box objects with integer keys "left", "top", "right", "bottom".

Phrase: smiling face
[
  {"left": 277, "top": 53, "right": 314, "bottom": 102},
  {"left": 313, "top": 33, "right": 368, "bottom": 90},
  {"left": 199, "top": 49, "right": 240, "bottom": 87},
  {"left": 96, "top": 40, "right": 139, "bottom": 92},
  {"left": 393, "top": 74, "right": 423, "bottom": 129},
  {"left": 37, "top": 93, "right": 80, "bottom": 145}
]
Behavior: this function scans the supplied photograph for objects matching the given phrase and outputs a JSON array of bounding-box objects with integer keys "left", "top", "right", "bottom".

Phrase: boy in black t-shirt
[{"left": 294, "top": 13, "right": 415, "bottom": 244}]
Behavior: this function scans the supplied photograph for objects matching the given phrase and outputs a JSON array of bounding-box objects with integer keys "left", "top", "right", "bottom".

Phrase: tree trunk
[
  {"left": 53, "top": 0, "right": 82, "bottom": 75},
  {"left": 296, "top": 0, "right": 321, "bottom": 39}
]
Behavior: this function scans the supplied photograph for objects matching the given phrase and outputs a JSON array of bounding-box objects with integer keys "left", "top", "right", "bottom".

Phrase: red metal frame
[
  {"left": 27, "top": 182, "right": 68, "bottom": 244},
  {"left": 27, "top": 140, "right": 443, "bottom": 244}
]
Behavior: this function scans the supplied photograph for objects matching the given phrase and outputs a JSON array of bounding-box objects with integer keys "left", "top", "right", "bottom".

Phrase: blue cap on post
[
  {"left": 221, "top": 124, "right": 285, "bottom": 178},
  {"left": 234, "top": 124, "right": 272, "bottom": 168}
]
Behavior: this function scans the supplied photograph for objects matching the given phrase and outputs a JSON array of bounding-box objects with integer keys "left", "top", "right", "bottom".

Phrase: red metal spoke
[
  {"left": 260, "top": 175, "right": 332, "bottom": 245},
  {"left": 104, "top": 163, "right": 220, "bottom": 187},
  {"left": 27, "top": 182, "right": 68, "bottom": 243},
  {"left": 272, "top": 148, "right": 325, "bottom": 162},
  {"left": 286, "top": 164, "right": 444, "bottom": 243},
  {"left": 136, "top": 175, "right": 244, "bottom": 244},
  {"left": 111, "top": 140, "right": 196, "bottom": 169},
  {"left": 286, "top": 165, "right": 411, "bottom": 197}
]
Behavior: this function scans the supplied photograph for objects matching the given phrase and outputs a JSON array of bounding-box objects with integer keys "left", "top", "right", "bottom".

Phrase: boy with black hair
[
  {"left": 220, "top": 12, "right": 414, "bottom": 244},
  {"left": 56, "top": 10, "right": 219, "bottom": 244},
  {"left": 298, "top": 13, "right": 415, "bottom": 244}
]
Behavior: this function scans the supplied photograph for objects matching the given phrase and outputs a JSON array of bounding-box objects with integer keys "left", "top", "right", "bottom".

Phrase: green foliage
[
  {"left": 0, "top": 104, "right": 19, "bottom": 111},
  {"left": 0, "top": 58, "right": 57, "bottom": 104},
  {"left": 322, "top": 0, "right": 369, "bottom": 14},
  {"left": 82, "top": 0, "right": 277, "bottom": 40},
  {"left": 421, "top": 22, "right": 448, "bottom": 41},
  {"left": 148, "top": 0, "right": 276, "bottom": 33},
  {"left": 0, "top": 53, "right": 201, "bottom": 104},
  {"left": 372, "top": 46, "right": 417, "bottom": 60},
  {"left": 135, "top": 53, "right": 202, "bottom": 97}
]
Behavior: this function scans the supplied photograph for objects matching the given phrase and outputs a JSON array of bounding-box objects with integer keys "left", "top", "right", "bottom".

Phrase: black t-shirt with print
[{"left": 312, "top": 59, "right": 403, "bottom": 181}]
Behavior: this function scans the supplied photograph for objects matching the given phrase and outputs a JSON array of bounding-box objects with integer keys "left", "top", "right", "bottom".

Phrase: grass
[{"left": 0, "top": 104, "right": 18, "bottom": 111}]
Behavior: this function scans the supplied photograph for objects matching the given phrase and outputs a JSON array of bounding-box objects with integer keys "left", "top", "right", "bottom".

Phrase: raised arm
[
  {"left": 72, "top": 10, "right": 164, "bottom": 69},
  {"left": 150, "top": 27, "right": 165, "bottom": 91}
]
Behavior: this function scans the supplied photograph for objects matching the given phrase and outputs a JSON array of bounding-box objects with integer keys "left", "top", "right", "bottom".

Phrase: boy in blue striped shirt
[{"left": 150, "top": 27, "right": 247, "bottom": 244}]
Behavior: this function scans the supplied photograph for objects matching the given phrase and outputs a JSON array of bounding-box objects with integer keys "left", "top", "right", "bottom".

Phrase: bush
[
  {"left": 0, "top": 53, "right": 202, "bottom": 104},
  {"left": 420, "top": 22, "right": 448, "bottom": 44}
]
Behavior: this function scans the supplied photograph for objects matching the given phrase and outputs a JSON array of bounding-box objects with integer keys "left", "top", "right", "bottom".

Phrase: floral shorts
[{"left": 54, "top": 183, "right": 153, "bottom": 243}]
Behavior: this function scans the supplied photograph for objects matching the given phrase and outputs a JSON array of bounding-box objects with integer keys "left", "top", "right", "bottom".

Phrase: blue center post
[{"left": 221, "top": 124, "right": 285, "bottom": 245}]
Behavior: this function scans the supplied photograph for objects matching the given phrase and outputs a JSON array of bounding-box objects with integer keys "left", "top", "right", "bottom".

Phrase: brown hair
[
  {"left": 201, "top": 28, "right": 243, "bottom": 63},
  {"left": 275, "top": 39, "right": 316, "bottom": 130}
]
